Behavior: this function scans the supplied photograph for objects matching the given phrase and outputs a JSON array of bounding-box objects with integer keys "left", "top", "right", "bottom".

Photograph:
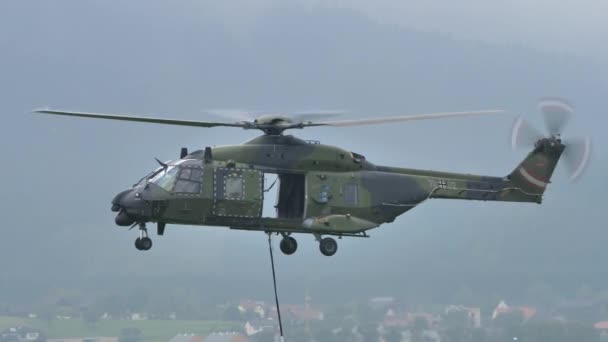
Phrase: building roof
[
  {"left": 492, "top": 300, "right": 536, "bottom": 320},
  {"left": 239, "top": 300, "right": 266, "bottom": 311}
]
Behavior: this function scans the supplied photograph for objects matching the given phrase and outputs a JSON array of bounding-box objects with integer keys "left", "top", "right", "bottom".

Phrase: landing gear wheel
[
  {"left": 134, "top": 237, "right": 152, "bottom": 251},
  {"left": 279, "top": 236, "right": 298, "bottom": 255},
  {"left": 135, "top": 238, "right": 143, "bottom": 250},
  {"left": 140, "top": 237, "right": 152, "bottom": 250},
  {"left": 134, "top": 223, "right": 152, "bottom": 251},
  {"left": 319, "top": 237, "right": 338, "bottom": 256}
]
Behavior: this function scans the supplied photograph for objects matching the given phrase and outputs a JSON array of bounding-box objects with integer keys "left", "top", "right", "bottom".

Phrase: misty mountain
[{"left": 0, "top": 2, "right": 606, "bottom": 305}]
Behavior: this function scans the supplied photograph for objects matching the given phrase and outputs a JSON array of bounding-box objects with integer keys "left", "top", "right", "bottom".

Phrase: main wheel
[
  {"left": 319, "top": 237, "right": 338, "bottom": 256},
  {"left": 134, "top": 238, "right": 142, "bottom": 250},
  {"left": 135, "top": 237, "right": 152, "bottom": 251},
  {"left": 140, "top": 237, "right": 153, "bottom": 250},
  {"left": 280, "top": 236, "right": 298, "bottom": 255}
]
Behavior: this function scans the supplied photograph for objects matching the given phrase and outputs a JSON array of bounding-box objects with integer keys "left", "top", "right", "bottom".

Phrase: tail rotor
[
  {"left": 511, "top": 98, "right": 592, "bottom": 181},
  {"left": 511, "top": 117, "right": 544, "bottom": 150},
  {"left": 562, "top": 136, "right": 592, "bottom": 181},
  {"left": 538, "top": 97, "right": 573, "bottom": 136}
]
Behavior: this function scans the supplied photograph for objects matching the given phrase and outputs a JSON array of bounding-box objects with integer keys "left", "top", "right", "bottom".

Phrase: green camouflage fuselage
[{"left": 114, "top": 134, "right": 564, "bottom": 237}]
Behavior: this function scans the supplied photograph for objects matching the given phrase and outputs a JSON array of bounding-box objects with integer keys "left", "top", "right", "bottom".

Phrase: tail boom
[
  {"left": 380, "top": 137, "right": 564, "bottom": 204},
  {"left": 433, "top": 137, "right": 563, "bottom": 203}
]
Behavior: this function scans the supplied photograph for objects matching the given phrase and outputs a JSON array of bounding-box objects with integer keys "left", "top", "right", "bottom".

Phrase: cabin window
[
  {"left": 174, "top": 180, "right": 200, "bottom": 193},
  {"left": 225, "top": 176, "right": 244, "bottom": 199},
  {"left": 351, "top": 152, "right": 366, "bottom": 164},
  {"left": 173, "top": 167, "right": 203, "bottom": 194},
  {"left": 344, "top": 183, "right": 359, "bottom": 206}
]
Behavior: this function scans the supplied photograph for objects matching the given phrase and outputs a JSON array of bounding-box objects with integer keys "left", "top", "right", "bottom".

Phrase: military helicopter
[{"left": 33, "top": 98, "right": 590, "bottom": 256}]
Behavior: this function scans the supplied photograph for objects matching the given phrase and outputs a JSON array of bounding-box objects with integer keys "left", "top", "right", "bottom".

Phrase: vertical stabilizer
[{"left": 508, "top": 138, "right": 565, "bottom": 196}]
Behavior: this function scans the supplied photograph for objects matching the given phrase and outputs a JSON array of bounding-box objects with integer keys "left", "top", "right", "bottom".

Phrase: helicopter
[{"left": 33, "top": 98, "right": 591, "bottom": 256}]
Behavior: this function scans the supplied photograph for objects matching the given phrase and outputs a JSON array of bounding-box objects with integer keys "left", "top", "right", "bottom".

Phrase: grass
[{"left": 0, "top": 316, "right": 240, "bottom": 342}]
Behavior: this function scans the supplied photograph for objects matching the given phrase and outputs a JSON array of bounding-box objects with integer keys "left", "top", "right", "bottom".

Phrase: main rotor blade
[
  {"left": 32, "top": 109, "right": 246, "bottom": 128},
  {"left": 562, "top": 136, "right": 592, "bottom": 181},
  {"left": 308, "top": 109, "right": 507, "bottom": 127},
  {"left": 538, "top": 98, "right": 573, "bottom": 135},
  {"left": 289, "top": 110, "right": 346, "bottom": 123}
]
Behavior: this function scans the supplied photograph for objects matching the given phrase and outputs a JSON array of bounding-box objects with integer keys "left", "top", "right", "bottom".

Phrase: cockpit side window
[{"left": 173, "top": 167, "right": 203, "bottom": 194}]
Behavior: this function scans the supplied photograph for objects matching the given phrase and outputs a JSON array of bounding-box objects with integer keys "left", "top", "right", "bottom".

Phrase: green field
[{"left": 0, "top": 316, "right": 240, "bottom": 342}]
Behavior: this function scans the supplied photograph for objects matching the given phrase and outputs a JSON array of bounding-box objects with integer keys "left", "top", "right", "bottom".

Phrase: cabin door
[{"left": 213, "top": 167, "right": 263, "bottom": 218}]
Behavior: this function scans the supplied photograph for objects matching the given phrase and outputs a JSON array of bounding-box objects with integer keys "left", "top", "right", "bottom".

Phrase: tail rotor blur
[
  {"left": 511, "top": 117, "right": 544, "bottom": 149},
  {"left": 538, "top": 97, "right": 573, "bottom": 136},
  {"left": 511, "top": 98, "right": 592, "bottom": 181},
  {"left": 562, "top": 137, "right": 592, "bottom": 181}
]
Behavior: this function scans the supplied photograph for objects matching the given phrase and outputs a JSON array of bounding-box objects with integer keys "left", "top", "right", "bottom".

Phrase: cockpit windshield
[
  {"left": 134, "top": 167, "right": 163, "bottom": 186},
  {"left": 150, "top": 165, "right": 179, "bottom": 191},
  {"left": 138, "top": 159, "right": 204, "bottom": 192}
]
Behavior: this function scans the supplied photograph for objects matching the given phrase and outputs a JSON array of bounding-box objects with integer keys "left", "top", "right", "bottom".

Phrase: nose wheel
[
  {"left": 134, "top": 224, "right": 152, "bottom": 251},
  {"left": 135, "top": 237, "right": 152, "bottom": 251}
]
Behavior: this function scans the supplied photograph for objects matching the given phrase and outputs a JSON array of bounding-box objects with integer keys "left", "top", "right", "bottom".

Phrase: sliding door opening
[{"left": 262, "top": 173, "right": 305, "bottom": 219}]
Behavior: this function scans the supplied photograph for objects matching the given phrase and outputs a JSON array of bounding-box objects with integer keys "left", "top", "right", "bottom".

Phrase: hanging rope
[
  {"left": 264, "top": 177, "right": 278, "bottom": 192},
  {"left": 267, "top": 233, "right": 285, "bottom": 341}
]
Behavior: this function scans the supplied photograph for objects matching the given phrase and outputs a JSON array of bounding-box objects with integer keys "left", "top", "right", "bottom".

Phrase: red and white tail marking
[{"left": 518, "top": 167, "right": 548, "bottom": 188}]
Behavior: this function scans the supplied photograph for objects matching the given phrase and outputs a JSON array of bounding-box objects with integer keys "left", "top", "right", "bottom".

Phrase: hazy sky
[
  {"left": 0, "top": 0, "right": 606, "bottom": 303},
  {"left": 208, "top": 0, "right": 608, "bottom": 63},
  {"left": 335, "top": 0, "right": 608, "bottom": 59}
]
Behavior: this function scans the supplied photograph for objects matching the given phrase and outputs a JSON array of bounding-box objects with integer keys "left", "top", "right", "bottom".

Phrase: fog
[
  {"left": 0, "top": 1, "right": 606, "bottom": 341},
  {"left": 334, "top": 0, "right": 608, "bottom": 61}
]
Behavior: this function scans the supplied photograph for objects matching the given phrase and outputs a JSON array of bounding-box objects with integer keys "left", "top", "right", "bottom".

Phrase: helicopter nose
[
  {"left": 115, "top": 209, "right": 135, "bottom": 226},
  {"left": 111, "top": 189, "right": 131, "bottom": 212},
  {"left": 111, "top": 189, "right": 143, "bottom": 226}
]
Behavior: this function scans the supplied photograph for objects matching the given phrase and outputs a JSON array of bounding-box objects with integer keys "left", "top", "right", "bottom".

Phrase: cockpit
[
  {"left": 136, "top": 159, "right": 204, "bottom": 194},
  {"left": 149, "top": 165, "right": 179, "bottom": 191}
]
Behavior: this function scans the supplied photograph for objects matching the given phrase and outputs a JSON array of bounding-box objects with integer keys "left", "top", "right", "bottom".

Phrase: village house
[{"left": 492, "top": 300, "right": 537, "bottom": 321}]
